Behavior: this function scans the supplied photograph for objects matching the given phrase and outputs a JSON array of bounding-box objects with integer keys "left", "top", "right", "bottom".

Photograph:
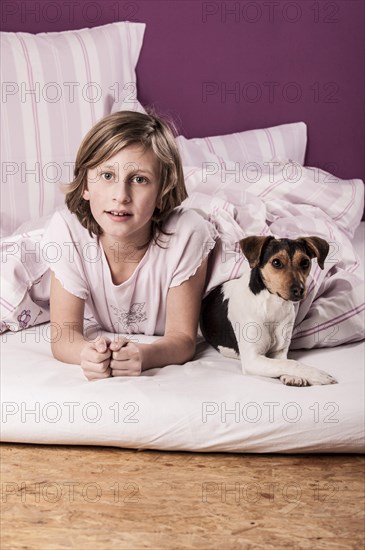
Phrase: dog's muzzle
[{"left": 290, "top": 282, "right": 305, "bottom": 301}]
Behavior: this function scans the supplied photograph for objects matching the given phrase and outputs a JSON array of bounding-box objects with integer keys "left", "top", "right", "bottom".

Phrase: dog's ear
[
  {"left": 239, "top": 236, "right": 274, "bottom": 268},
  {"left": 298, "top": 237, "right": 329, "bottom": 269}
]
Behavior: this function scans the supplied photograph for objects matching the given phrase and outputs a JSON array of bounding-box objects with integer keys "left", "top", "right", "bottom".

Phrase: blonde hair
[{"left": 65, "top": 109, "right": 187, "bottom": 248}]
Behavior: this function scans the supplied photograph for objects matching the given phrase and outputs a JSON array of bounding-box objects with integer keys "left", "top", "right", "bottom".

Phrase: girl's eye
[
  {"left": 131, "top": 175, "right": 147, "bottom": 184},
  {"left": 101, "top": 172, "right": 113, "bottom": 181},
  {"left": 272, "top": 259, "right": 283, "bottom": 268}
]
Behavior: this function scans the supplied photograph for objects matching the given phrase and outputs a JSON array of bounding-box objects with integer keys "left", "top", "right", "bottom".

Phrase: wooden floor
[{"left": 1, "top": 444, "right": 364, "bottom": 549}]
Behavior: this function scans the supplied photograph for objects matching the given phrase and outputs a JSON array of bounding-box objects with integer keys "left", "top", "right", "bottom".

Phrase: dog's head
[{"left": 240, "top": 235, "right": 329, "bottom": 301}]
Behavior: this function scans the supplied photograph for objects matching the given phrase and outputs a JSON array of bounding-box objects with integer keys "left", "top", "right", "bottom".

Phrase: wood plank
[{"left": 1, "top": 444, "right": 364, "bottom": 549}]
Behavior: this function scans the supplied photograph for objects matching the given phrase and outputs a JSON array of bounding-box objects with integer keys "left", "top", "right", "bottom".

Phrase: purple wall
[{"left": 1, "top": 0, "right": 364, "bottom": 188}]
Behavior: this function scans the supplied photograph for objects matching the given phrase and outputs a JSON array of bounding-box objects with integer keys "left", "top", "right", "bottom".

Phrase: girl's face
[{"left": 84, "top": 145, "right": 160, "bottom": 247}]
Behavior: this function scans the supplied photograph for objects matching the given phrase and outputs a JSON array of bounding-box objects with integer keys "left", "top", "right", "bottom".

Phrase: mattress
[{"left": 1, "top": 224, "right": 364, "bottom": 453}]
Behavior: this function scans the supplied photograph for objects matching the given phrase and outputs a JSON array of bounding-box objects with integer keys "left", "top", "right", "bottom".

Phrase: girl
[{"left": 41, "top": 110, "right": 218, "bottom": 381}]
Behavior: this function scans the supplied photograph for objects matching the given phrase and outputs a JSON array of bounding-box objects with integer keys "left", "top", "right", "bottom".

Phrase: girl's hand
[
  {"left": 109, "top": 337, "right": 143, "bottom": 377},
  {"left": 80, "top": 336, "right": 112, "bottom": 381}
]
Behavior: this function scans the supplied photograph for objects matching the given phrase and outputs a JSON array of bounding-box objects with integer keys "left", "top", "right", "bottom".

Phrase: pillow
[
  {"left": 117, "top": 100, "right": 307, "bottom": 171},
  {"left": 0, "top": 229, "right": 50, "bottom": 333},
  {"left": 176, "top": 121, "right": 307, "bottom": 169},
  {"left": 0, "top": 22, "right": 146, "bottom": 237}
]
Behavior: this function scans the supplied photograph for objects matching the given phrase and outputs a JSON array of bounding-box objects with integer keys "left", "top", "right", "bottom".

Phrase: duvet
[{"left": 1, "top": 160, "right": 364, "bottom": 351}]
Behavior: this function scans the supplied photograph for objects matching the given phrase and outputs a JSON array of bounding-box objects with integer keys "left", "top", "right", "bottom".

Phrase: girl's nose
[{"left": 113, "top": 180, "right": 131, "bottom": 203}]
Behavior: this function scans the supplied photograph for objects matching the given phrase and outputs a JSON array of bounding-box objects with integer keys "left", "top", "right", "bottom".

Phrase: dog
[{"left": 200, "top": 235, "right": 337, "bottom": 386}]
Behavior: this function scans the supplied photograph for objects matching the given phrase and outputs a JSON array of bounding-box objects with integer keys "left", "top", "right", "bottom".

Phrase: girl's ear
[{"left": 82, "top": 187, "right": 90, "bottom": 200}]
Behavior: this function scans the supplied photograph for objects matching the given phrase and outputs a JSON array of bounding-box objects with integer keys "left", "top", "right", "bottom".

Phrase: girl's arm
[
  {"left": 142, "top": 256, "right": 209, "bottom": 369},
  {"left": 49, "top": 272, "right": 111, "bottom": 380},
  {"left": 110, "top": 257, "right": 209, "bottom": 374},
  {"left": 49, "top": 271, "right": 87, "bottom": 363}
]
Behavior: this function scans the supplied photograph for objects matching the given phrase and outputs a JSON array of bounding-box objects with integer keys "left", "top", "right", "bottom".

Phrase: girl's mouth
[{"left": 106, "top": 210, "right": 133, "bottom": 222}]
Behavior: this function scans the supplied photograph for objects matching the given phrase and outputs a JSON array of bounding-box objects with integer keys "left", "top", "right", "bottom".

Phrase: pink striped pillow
[
  {"left": 175, "top": 121, "right": 307, "bottom": 168},
  {"left": 0, "top": 22, "right": 145, "bottom": 237}
]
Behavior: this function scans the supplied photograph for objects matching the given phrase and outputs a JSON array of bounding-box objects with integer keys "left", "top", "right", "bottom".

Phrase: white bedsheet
[{"left": 1, "top": 225, "right": 364, "bottom": 453}]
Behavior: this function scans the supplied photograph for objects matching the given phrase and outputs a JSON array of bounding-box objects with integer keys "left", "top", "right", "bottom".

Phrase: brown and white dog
[{"left": 200, "top": 236, "right": 337, "bottom": 386}]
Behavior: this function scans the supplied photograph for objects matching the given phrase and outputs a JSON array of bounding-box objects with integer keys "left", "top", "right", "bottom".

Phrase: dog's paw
[
  {"left": 282, "top": 366, "right": 337, "bottom": 386},
  {"left": 304, "top": 369, "right": 337, "bottom": 386},
  {"left": 280, "top": 375, "right": 309, "bottom": 387}
]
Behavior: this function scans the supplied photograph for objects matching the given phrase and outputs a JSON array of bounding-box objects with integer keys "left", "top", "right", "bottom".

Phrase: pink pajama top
[{"left": 41, "top": 206, "right": 218, "bottom": 336}]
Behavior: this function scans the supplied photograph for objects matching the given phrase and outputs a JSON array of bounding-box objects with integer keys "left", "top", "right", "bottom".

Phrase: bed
[{"left": 1, "top": 7, "right": 364, "bottom": 454}]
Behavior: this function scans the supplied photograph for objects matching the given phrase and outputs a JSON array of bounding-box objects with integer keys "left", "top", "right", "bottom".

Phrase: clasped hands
[{"left": 80, "top": 336, "right": 143, "bottom": 381}]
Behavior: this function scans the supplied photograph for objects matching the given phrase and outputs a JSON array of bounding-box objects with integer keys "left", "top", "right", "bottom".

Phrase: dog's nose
[{"left": 290, "top": 283, "right": 305, "bottom": 300}]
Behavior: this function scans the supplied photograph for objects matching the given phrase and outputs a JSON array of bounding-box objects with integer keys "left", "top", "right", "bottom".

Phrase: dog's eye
[
  {"left": 272, "top": 259, "right": 283, "bottom": 268},
  {"left": 300, "top": 259, "right": 310, "bottom": 269}
]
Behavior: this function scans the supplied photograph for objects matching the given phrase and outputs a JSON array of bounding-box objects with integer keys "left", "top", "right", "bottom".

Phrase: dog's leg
[{"left": 241, "top": 353, "right": 337, "bottom": 386}]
